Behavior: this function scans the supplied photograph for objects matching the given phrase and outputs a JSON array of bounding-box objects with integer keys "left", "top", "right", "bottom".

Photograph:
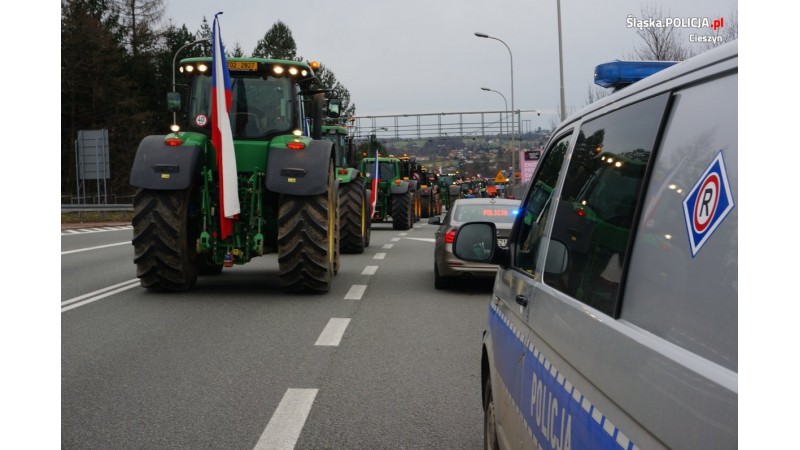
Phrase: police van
[{"left": 453, "top": 40, "right": 737, "bottom": 449}]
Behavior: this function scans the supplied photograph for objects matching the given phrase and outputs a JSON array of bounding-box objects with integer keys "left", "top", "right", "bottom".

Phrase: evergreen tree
[
  {"left": 252, "top": 20, "right": 297, "bottom": 60},
  {"left": 314, "top": 63, "right": 356, "bottom": 121}
]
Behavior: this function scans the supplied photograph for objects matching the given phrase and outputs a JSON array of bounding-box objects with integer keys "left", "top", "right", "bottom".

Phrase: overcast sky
[{"left": 165, "top": 0, "right": 737, "bottom": 131}]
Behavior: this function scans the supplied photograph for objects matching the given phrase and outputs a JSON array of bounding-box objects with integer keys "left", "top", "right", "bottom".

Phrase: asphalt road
[{"left": 61, "top": 220, "right": 494, "bottom": 449}]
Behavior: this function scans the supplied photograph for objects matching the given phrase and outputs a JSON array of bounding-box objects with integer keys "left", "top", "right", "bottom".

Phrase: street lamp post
[
  {"left": 475, "top": 32, "right": 516, "bottom": 196},
  {"left": 480, "top": 87, "right": 507, "bottom": 136},
  {"left": 171, "top": 38, "right": 210, "bottom": 130},
  {"left": 556, "top": 0, "right": 567, "bottom": 121}
]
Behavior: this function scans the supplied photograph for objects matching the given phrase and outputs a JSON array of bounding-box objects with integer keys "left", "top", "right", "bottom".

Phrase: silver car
[{"left": 429, "top": 198, "right": 521, "bottom": 289}]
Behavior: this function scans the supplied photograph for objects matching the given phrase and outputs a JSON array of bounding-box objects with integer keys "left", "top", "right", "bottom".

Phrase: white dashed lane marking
[
  {"left": 361, "top": 266, "right": 379, "bottom": 275},
  {"left": 314, "top": 318, "right": 351, "bottom": 346},
  {"left": 253, "top": 388, "right": 318, "bottom": 450},
  {"left": 344, "top": 285, "right": 367, "bottom": 300},
  {"left": 373, "top": 253, "right": 386, "bottom": 260},
  {"left": 382, "top": 244, "right": 393, "bottom": 249}
]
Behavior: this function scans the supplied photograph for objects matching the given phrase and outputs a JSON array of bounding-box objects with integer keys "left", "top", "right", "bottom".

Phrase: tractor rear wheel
[
  {"left": 132, "top": 188, "right": 198, "bottom": 291},
  {"left": 339, "top": 177, "right": 368, "bottom": 254},
  {"left": 277, "top": 163, "right": 337, "bottom": 293},
  {"left": 391, "top": 191, "right": 412, "bottom": 230},
  {"left": 420, "top": 195, "right": 432, "bottom": 219}
]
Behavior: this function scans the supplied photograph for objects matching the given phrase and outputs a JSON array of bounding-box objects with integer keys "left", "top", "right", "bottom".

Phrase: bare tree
[
  {"left": 697, "top": 6, "right": 738, "bottom": 53},
  {"left": 585, "top": 84, "right": 609, "bottom": 106},
  {"left": 631, "top": 3, "right": 690, "bottom": 61}
]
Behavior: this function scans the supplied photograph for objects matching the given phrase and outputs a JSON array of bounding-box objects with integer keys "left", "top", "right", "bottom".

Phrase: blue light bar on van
[{"left": 594, "top": 60, "right": 677, "bottom": 89}]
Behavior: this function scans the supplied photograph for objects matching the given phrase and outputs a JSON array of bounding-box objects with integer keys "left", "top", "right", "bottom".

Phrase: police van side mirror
[
  {"left": 453, "top": 222, "right": 509, "bottom": 267},
  {"left": 544, "top": 239, "right": 568, "bottom": 275}
]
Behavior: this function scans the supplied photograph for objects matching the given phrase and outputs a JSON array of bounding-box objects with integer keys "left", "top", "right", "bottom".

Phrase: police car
[{"left": 453, "top": 41, "right": 737, "bottom": 449}]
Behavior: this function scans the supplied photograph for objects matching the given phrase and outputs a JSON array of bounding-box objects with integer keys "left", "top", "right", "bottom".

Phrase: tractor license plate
[
  {"left": 228, "top": 61, "right": 258, "bottom": 71},
  {"left": 497, "top": 238, "right": 507, "bottom": 247}
]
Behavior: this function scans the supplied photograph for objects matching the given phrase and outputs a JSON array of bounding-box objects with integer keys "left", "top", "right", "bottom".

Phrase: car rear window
[{"left": 454, "top": 204, "right": 519, "bottom": 223}]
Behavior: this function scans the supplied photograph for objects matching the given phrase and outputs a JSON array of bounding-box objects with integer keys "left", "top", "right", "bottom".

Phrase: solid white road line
[
  {"left": 361, "top": 265, "right": 378, "bottom": 275},
  {"left": 373, "top": 253, "right": 386, "bottom": 260},
  {"left": 61, "top": 280, "right": 140, "bottom": 313},
  {"left": 61, "top": 241, "right": 130, "bottom": 255},
  {"left": 344, "top": 285, "right": 367, "bottom": 300},
  {"left": 253, "top": 388, "right": 318, "bottom": 450},
  {"left": 382, "top": 244, "right": 394, "bottom": 249},
  {"left": 314, "top": 318, "right": 351, "bottom": 346}
]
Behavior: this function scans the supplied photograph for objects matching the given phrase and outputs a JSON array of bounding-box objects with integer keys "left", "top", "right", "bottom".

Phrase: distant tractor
[
  {"left": 360, "top": 156, "right": 415, "bottom": 230},
  {"left": 323, "top": 125, "right": 371, "bottom": 253},
  {"left": 130, "top": 55, "right": 342, "bottom": 293}
]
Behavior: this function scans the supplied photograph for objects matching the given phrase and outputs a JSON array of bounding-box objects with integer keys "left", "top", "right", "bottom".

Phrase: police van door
[
  {"left": 520, "top": 94, "right": 671, "bottom": 449},
  {"left": 488, "top": 132, "right": 572, "bottom": 449}
]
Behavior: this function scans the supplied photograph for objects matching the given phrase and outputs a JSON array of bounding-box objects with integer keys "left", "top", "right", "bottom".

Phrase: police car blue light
[{"left": 594, "top": 60, "right": 678, "bottom": 89}]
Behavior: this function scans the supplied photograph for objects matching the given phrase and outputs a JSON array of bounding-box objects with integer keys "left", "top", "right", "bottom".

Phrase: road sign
[{"left": 494, "top": 170, "right": 507, "bottom": 183}]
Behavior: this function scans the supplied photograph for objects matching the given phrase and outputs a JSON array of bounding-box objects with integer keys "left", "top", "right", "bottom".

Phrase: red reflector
[
  {"left": 576, "top": 208, "right": 586, "bottom": 217},
  {"left": 287, "top": 141, "right": 306, "bottom": 150},
  {"left": 165, "top": 137, "right": 183, "bottom": 146},
  {"left": 338, "top": 169, "right": 348, "bottom": 175},
  {"left": 444, "top": 229, "right": 456, "bottom": 244},
  {"left": 394, "top": 180, "right": 402, "bottom": 185}
]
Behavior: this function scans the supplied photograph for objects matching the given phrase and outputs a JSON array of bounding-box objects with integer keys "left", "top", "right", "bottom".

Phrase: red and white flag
[
  {"left": 211, "top": 12, "right": 239, "bottom": 239},
  {"left": 369, "top": 148, "right": 379, "bottom": 216}
]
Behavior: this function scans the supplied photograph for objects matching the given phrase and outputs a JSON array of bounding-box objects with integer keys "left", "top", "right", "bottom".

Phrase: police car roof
[{"left": 562, "top": 40, "right": 737, "bottom": 126}]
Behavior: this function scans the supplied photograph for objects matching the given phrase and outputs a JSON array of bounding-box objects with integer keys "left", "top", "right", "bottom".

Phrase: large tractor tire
[
  {"left": 277, "top": 164, "right": 338, "bottom": 293},
  {"left": 132, "top": 188, "right": 199, "bottom": 291},
  {"left": 339, "top": 177, "right": 369, "bottom": 254},
  {"left": 420, "top": 195, "right": 432, "bottom": 219},
  {"left": 391, "top": 191, "right": 412, "bottom": 230}
]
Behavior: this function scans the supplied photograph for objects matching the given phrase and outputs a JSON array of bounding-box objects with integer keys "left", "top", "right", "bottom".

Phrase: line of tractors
[{"left": 129, "top": 50, "right": 502, "bottom": 294}]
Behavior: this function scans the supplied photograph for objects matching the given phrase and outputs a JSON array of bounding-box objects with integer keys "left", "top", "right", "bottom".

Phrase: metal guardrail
[{"left": 61, "top": 204, "right": 133, "bottom": 213}]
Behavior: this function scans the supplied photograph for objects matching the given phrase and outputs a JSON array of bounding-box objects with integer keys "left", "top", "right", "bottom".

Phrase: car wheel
[
  {"left": 484, "top": 376, "right": 499, "bottom": 450},
  {"left": 434, "top": 261, "right": 450, "bottom": 289}
]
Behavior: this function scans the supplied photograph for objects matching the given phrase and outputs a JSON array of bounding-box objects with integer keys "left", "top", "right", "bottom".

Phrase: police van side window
[
  {"left": 543, "top": 94, "right": 669, "bottom": 316},
  {"left": 623, "top": 74, "right": 737, "bottom": 370},
  {"left": 514, "top": 134, "right": 570, "bottom": 275}
]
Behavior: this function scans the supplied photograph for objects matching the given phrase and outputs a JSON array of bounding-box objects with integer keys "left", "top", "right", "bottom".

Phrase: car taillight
[{"left": 444, "top": 229, "right": 456, "bottom": 244}]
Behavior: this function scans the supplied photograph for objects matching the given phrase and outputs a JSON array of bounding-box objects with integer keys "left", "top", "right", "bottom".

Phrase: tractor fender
[
  {"left": 390, "top": 181, "right": 410, "bottom": 195},
  {"left": 407, "top": 180, "right": 419, "bottom": 192},
  {"left": 129, "top": 135, "right": 201, "bottom": 190},
  {"left": 337, "top": 167, "right": 361, "bottom": 184},
  {"left": 448, "top": 185, "right": 463, "bottom": 197},
  {"left": 266, "top": 139, "right": 333, "bottom": 195},
  {"left": 418, "top": 186, "right": 433, "bottom": 197}
]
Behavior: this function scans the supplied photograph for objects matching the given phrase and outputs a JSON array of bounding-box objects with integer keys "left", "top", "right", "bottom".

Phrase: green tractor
[
  {"left": 130, "top": 56, "right": 342, "bottom": 293},
  {"left": 399, "top": 158, "right": 439, "bottom": 219},
  {"left": 360, "top": 156, "right": 416, "bottom": 230},
  {"left": 322, "top": 125, "right": 371, "bottom": 253},
  {"left": 436, "top": 173, "right": 461, "bottom": 211}
]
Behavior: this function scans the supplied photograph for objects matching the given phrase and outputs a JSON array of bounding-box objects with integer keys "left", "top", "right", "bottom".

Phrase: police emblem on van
[{"left": 683, "top": 151, "right": 735, "bottom": 257}]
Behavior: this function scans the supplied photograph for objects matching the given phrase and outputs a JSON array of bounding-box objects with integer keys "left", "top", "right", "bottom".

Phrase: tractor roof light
[
  {"left": 197, "top": 64, "right": 208, "bottom": 73},
  {"left": 288, "top": 67, "right": 299, "bottom": 75},
  {"left": 594, "top": 60, "right": 677, "bottom": 89},
  {"left": 273, "top": 65, "right": 285, "bottom": 75}
]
